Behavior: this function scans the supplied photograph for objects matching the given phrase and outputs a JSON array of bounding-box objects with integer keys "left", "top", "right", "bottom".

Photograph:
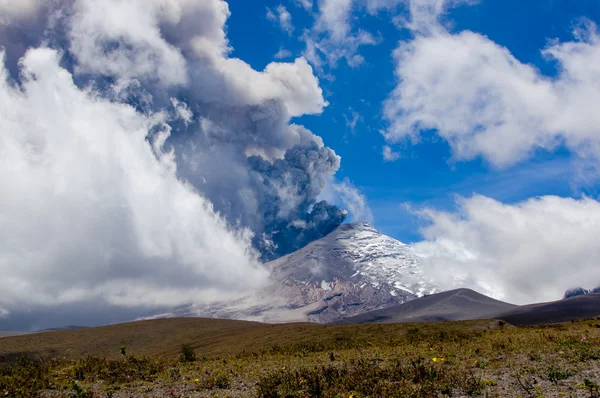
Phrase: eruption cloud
[{"left": 0, "top": 0, "right": 349, "bottom": 329}]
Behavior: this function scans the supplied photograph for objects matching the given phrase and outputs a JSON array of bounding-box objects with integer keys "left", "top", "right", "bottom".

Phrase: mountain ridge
[
  {"left": 338, "top": 288, "right": 517, "bottom": 324},
  {"left": 339, "top": 288, "right": 600, "bottom": 326}
]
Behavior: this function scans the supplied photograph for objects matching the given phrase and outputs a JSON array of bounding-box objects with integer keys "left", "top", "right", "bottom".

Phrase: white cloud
[
  {"left": 364, "top": 0, "right": 403, "bottom": 14},
  {"left": 70, "top": 0, "right": 198, "bottom": 86},
  {"left": 67, "top": 0, "right": 326, "bottom": 118},
  {"left": 190, "top": 55, "right": 327, "bottom": 117},
  {"left": 382, "top": 145, "right": 401, "bottom": 161},
  {"left": 293, "top": 0, "right": 313, "bottom": 11},
  {"left": 301, "top": 0, "right": 378, "bottom": 71},
  {"left": 405, "top": 0, "right": 478, "bottom": 33},
  {"left": 0, "top": 48, "right": 267, "bottom": 313},
  {"left": 0, "top": 0, "right": 45, "bottom": 23},
  {"left": 383, "top": 3, "right": 600, "bottom": 168},
  {"left": 413, "top": 195, "right": 600, "bottom": 304},
  {"left": 344, "top": 109, "right": 360, "bottom": 134},
  {"left": 274, "top": 47, "right": 293, "bottom": 59},
  {"left": 324, "top": 178, "right": 374, "bottom": 222},
  {"left": 316, "top": 0, "right": 353, "bottom": 41},
  {"left": 378, "top": 1, "right": 600, "bottom": 305},
  {"left": 267, "top": 4, "right": 294, "bottom": 35}
]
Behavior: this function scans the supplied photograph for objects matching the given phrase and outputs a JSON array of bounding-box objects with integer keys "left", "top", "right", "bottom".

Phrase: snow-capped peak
[{"left": 159, "top": 222, "right": 439, "bottom": 323}]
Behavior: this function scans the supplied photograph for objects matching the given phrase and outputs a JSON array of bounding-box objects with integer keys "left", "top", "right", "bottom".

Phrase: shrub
[{"left": 179, "top": 344, "right": 197, "bottom": 362}]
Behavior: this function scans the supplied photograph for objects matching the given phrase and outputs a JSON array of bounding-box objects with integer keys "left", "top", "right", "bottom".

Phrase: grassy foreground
[{"left": 1, "top": 318, "right": 600, "bottom": 397}]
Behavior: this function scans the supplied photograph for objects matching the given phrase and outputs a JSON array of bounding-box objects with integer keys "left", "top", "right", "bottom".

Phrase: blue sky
[{"left": 223, "top": 0, "right": 600, "bottom": 243}]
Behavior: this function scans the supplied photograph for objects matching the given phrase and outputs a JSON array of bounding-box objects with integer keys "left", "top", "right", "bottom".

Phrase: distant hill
[
  {"left": 487, "top": 293, "right": 600, "bottom": 326},
  {"left": 0, "top": 318, "right": 293, "bottom": 361},
  {"left": 0, "top": 331, "right": 29, "bottom": 339},
  {"left": 0, "top": 317, "right": 496, "bottom": 363},
  {"left": 37, "top": 325, "right": 87, "bottom": 333},
  {"left": 338, "top": 288, "right": 517, "bottom": 324},
  {"left": 339, "top": 288, "right": 600, "bottom": 326}
]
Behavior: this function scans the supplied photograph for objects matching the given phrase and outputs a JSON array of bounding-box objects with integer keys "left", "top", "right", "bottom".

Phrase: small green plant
[
  {"left": 179, "top": 343, "right": 197, "bottom": 362},
  {"left": 464, "top": 375, "right": 485, "bottom": 396},
  {"left": 584, "top": 378, "right": 600, "bottom": 398},
  {"left": 476, "top": 360, "right": 489, "bottom": 369},
  {"left": 256, "top": 373, "right": 282, "bottom": 398},
  {"left": 547, "top": 366, "right": 571, "bottom": 384},
  {"left": 70, "top": 380, "right": 88, "bottom": 398},
  {"left": 199, "top": 372, "right": 231, "bottom": 389},
  {"left": 482, "top": 378, "right": 497, "bottom": 386},
  {"left": 119, "top": 345, "right": 126, "bottom": 356}
]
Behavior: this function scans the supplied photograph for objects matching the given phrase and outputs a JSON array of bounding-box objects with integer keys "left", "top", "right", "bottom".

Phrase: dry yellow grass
[{"left": 1, "top": 317, "right": 599, "bottom": 397}]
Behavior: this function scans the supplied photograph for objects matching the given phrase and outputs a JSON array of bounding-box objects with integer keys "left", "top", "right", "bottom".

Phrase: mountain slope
[
  {"left": 340, "top": 289, "right": 600, "bottom": 326},
  {"left": 167, "top": 222, "right": 439, "bottom": 323},
  {"left": 339, "top": 288, "right": 516, "bottom": 324},
  {"left": 488, "top": 293, "right": 600, "bottom": 326},
  {"left": 0, "top": 331, "right": 29, "bottom": 339}
]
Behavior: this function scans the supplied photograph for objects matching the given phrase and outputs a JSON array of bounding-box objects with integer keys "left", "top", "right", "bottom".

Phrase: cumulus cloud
[
  {"left": 267, "top": 5, "right": 294, "bottom": 35},
  {"left": 0, "top": 0, "right": 355, "bottom": 329},
  {"left": 379, "top": 0, "right": 600, "bottom": 303},
  {"left": 0, "top": 47, "right": 266, "bottom": 317},
  {"left": 68, "top": 0, "right": 191, "bottom": 86},
  {"left": 383, "top": 3, "right": 600, "bottom": 168},
  {"left": 413, "top": 195, "right": 600, "bottom": 304}
]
